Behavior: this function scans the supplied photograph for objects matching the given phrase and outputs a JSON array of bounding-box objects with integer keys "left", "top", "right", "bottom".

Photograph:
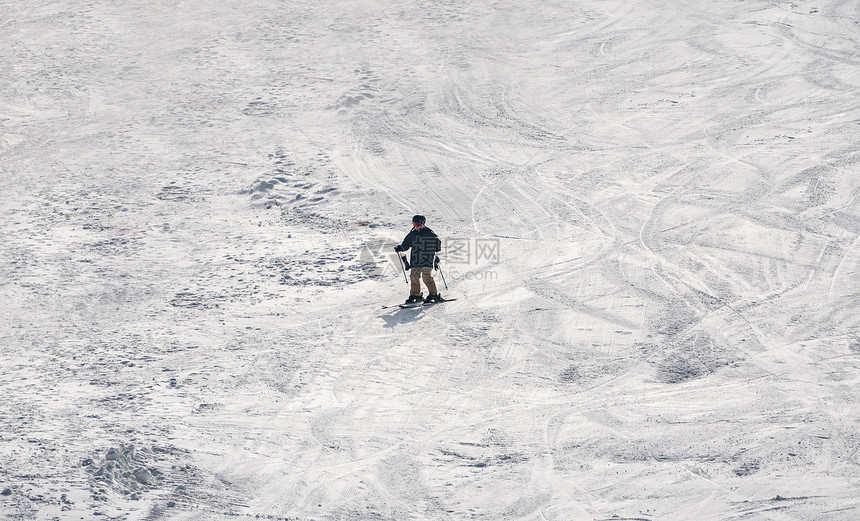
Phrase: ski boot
[
  {"left": 424, "top": 293, "right": 443, "bottom": 304},
  {"left": 404, "top": 293, "right": 423, "bottom": 305}
]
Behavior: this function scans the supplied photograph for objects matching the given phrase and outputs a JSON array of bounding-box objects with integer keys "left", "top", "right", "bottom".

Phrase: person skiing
[{"left": 394, "top": 215, "right": 443, "bottom": 305}]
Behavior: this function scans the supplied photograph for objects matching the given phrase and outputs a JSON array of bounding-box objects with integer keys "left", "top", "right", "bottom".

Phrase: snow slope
[{"left": 1, "top": 0, "right": 859, "bottom": 520}]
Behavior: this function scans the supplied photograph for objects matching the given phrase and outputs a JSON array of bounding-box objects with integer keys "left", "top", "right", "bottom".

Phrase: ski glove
[{"left": 394, "top": 245, "right": 405, "bottom": 252}]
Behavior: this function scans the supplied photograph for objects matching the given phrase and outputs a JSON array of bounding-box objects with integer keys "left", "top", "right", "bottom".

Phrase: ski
[
  {"left": 422, "top": 298, "right": 456, "bottom": 306},
  {"left": 381, "top": 301, "right": 422, "bottom": 309},
  {"left": 383, "top": 298, "right": 456, "bottom": 310}
]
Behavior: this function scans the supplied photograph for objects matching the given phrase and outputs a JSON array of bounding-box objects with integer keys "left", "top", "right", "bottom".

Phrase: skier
[{"left": 394, "top": 215, "right": 443, "bottom": 305}]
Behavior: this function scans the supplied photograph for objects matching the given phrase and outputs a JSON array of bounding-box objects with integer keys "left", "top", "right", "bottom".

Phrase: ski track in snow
[{"left": 1, "top": 0, "right": 859, "bottom": 520}]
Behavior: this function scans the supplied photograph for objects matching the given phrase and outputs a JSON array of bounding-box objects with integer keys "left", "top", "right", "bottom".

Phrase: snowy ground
[{"left": 2, "top": 0, "right": 859, "bottom": 520}]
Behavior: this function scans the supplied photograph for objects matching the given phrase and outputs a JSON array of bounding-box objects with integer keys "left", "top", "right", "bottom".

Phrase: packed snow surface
[{"left": 2, "top": 0, "right": 859, "bottom": 520}]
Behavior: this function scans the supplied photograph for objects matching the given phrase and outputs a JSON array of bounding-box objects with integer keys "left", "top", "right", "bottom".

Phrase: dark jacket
[{"left": 398, "top": 226, "right": 441, "bottom": 268}]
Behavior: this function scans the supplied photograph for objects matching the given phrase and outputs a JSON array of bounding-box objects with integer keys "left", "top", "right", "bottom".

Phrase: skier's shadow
[{"left": 381, "top": 307, "right": 425, "bottom": 328}]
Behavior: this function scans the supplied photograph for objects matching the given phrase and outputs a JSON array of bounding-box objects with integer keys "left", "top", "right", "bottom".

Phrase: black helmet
[{"left": 411, "top": 215, "right": 426, "bottom": 224}]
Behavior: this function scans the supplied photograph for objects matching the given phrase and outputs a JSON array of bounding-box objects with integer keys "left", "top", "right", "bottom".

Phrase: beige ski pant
[{"left": 410, "top": 267, "right": 438, "bottom": 296}]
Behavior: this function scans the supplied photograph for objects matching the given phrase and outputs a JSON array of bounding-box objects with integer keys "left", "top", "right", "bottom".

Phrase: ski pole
[
  {"left": 397, "top": 252, "right": 409, "bottom": 284},
  {"left": 436, "top": 256, "right": 448, "bottom": 290}
]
